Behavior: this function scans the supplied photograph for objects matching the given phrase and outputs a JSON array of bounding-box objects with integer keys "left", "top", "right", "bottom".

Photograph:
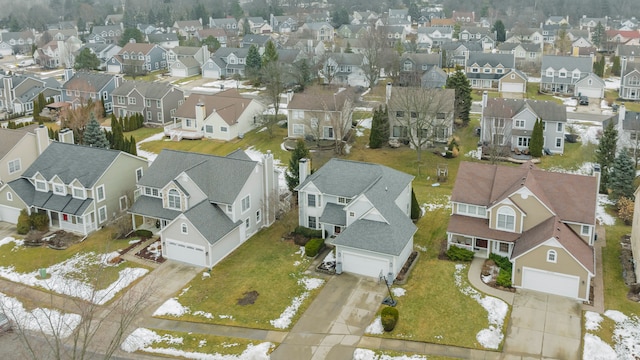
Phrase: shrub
[
  {"left": 30, "top": 212, "right": 49, "bottom": 232},
  {"left": 446, "top": 245, "right": 475, "bottom": 262},
  {"left": 17, "top": 209, "right": 31, "bottom": 235},
  {"left": 293, "top": 226, "right": 322, "bottom": 239},
  {"left": 305, "top": 238, "right": 324, "bottom": 257},
  {"left": 496, "top": 268, "right": 512, "bottom": 287},
  {"left": 135, "top": 229, "right": 153, "bottom": 240},
  {"left": 381, "top": 306, "right": 399, "bottom": 331},
  {"left": 489, "top": 253, "right": 512, "bottom": 272},
  {"left": 617, "top": 197, "right": 634, "bottom": 225}
]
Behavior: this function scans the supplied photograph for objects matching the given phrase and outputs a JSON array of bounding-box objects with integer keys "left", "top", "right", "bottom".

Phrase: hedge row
[
  {"left": 305, "top": 238, "right": 324, "bottom": 257},
  {"left": 446, "top": 245, "right": 475, "bottom": 262}
]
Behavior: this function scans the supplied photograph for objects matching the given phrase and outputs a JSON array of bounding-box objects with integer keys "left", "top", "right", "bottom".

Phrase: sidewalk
[{"left": 468, "top": 257, "right": 515, "bottom": 305}]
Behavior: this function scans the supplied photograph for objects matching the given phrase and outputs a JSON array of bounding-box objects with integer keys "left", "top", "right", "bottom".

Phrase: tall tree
[
  {"left": 611, "top": 55, "right": 621, "bottom": 76},
  {"left": 554, "top": 26, "right": 571, "bottom": 55},
  {"left": 230, "top": 0, "right": 244, "bottom": 20},
  {"left": 492, "top": 20, "right": 506, "bottom": 42},
  {"left": 330, "top": 7, "right": 350, "bottom": 27},
  {"left": 369, "top": 105, "right": 390, "bottom": 149},
  {"left": 592, "top": 21, "right": 605, "bottom": 49},
  {"left": 594, "top": 56, "right": 606, "bottom": 77},
  {"left": 292, "top": 58, "right": 312, "bottom": 91},
  {"left": 74, "top": 48, "right": 101, "bottom": 70},
  {"left": 245, "top": 45, "right": 262, "bottom": 84},
  {"left": 360, "top": 26, "right": 387, "bottom": 89},
  {"left": 286, "top": 139, "right": 310, "bottom": 192},
  {"left": 262, "top": 40, "right": 279, "bottom": 67},
  {"left": 83, "top": 113, "right": 109, "bottom": 148},
  {"left": 596, "top": 121, "right": 618, "bottom": 193},
  {"left": 201, "top": 36, "right": 221, "bottom": 52},
  {"left": 529, "top": 118, "right": 543, "bottom": 157},
  {"left": 118, "top": 28, "right": 145, "bottom": 47},
  {"left": 260, "top": 61, "right": 286, "bottom": 137},
  {"left": 609, "top": 151, "right": 636, "bottom": 201},
  {"left": 446, "top": 70, "right": 472, "bottom": 126}
]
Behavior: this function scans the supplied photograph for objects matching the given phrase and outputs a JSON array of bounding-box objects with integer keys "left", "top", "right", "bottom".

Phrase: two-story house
[
  {"left": 111, "top": 80, "right": 184, "bottom": 125},
  {"left": 0, "top": 125, "right": 50, "bottom": 188},
  {"left": 287, "top": 89, "right": 354, "bottom": 141},
  {"left": 416, "top": 26, "right": 453, "bottom": 50},
  {"left": 202, "top": 47, "right": 249, "bottom": 79},
  {"left": 540, "top": 55, "right": 604, "bottom": 98},
  {"left": 240, "top": 35, "right": 272, "bottom": 53},
  {"left": 295, "top": 158, "right": 416, "bottom": 279},
  {"left": 481, "top": 94, "right": 567, "bottom": 155},
  {"left": 441, "top": 41, "right": 482, "bottom": 68},
  {"left": 62, "top": 70, "right": 121, "bottom": 113},
  {"left": 602, "top": 104, "right": 640, "bottom": 156},
  {"left": 106, "top": 42, "right": 167, "bottom": 74},
  {"left": 75, "top": 43, "right": 122, "bottom": 70},
  {"left": 0, "top": 74, "right": 62, "bottom": 115},
  {"left": 147, "top": 33, "right": 180, "bottom": 50},
  {"left": 172, "top": 20, "right": 204, "bottom": 39},
  {"left": 270, "top": 14, "right": 299, "bottom": 33},
  {"left": 0, "top": 41, "right": 12, "bottom": 56},
  {"left": 209, "top": 18, "right": 240, "bottom": 35},
  {"left": 336, "top": 25, "right": 368, "bottom": 39},
  {"left": 579, "top": 16, "right": 608, "bottom": 31},
  {"left": 0, "top": 141, "right": 148, "bottom": 235},
  {"left": 87, "top": 25, "right": 123, "bottom": 45},
  {"left": 167, "top": 46, "right": 210, "bottom": 78},
  {"left": 298, "top": 22, "right": 334, "bottom": 42},
  {"left": 195, "top": 28, "right": 227, "bottom": 48},
  {"left": 504, "top": 28, "right": 544, "bottom": 46},
  {"left": 323, "top": 53, "right": 368, "bottom": 87},
  {"left": 244, "top": 17, "right": 272, "bottom": 34},
  {"left": 396, "top": 53, "right": 443, "bottom": 87},
  {"left": 619, "top": 57, "right": 640, "bottom": 100},
  {"left": 0, "top": 30, "right": 36, "bottom": 55},
  {"left": 466, "top": 52, "right": 526, "bottom": 93},
  {"left": 164, "top": 89, "right": 266, "bottom": 141},
  {"left": 447, "top": 161, "right": 598, "bottom": 301},
  {"left": 128, "top": 149, "right": 279, "bottom": 268}
]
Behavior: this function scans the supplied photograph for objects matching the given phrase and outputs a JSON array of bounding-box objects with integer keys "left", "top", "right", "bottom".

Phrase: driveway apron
[{"left": 270, "top": 273, "right": 387, "bottom": 360}]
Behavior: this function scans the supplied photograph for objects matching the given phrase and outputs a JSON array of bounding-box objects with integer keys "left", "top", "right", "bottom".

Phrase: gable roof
[
  {"left": 0, "top": 124, "right": 38, "bottom": 159},
  {"left": 148, "top": 33, "right": 179, "bottom": 43},
  {"left": 111, "top": 80, "right": 178, "bottom": 99},
  {"left": 118, "top": 42, "right": 157, "bottom": 55},
  {"left": 483, "top": 97, "right": 566, "bottom": 122},
  {"left": 63, "top": 71, "right": 114, "bottom": 91},
  {"left": 467, "top": 52, "right": 515, "bottom": 68},
  {"left": 287, "top": 89, "right": 354, "bottom": 111},
  {"left": 174, "top": 89, "right": 254, "bottom": 126},
  {"left": 541, "top": 55, "right": 593, "bottom": 72},
  {"left": 182, "top": 201, "right": 241, "bottom": 245},
  {"left": 137, "top": 149, "right": 257, "bottom": 204}
]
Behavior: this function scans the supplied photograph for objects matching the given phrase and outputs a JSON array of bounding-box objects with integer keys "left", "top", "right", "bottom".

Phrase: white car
[{"left": 17, "top": 59, "right": 34, "bottom": 67}]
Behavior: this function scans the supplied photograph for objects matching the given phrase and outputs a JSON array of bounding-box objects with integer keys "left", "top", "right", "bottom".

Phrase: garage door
[
  {"left": 0, "top": 205, "right": 20, "bottom": 224},
  {"left": 577, "top": 87, "right": 602, "bottom": 98},
  {"left": 165, "top": 239, "right": 207, "bottom": 267},
  {"left": 521, "top": 267, "right": 580, "bottom": 299},
  {"left": 341, "top": 251, "right": 389, "bottom": 278},
  {"left": 107, "top": 64, "right": 121, "bottom": 73},
  {"left": 203, "top": 69, "right": 220, "bottom": 79},
  {"left": 501, "top": 82, "right": 524, "bottom": 93},
  {"left": 172, "top": 68, "right": 188, "bottom": 77}
]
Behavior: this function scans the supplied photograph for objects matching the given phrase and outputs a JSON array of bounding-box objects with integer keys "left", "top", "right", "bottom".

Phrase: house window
[
  {"left": 118, "top": 96, "right": 125, "bottom": 105},
  {"left": 483, "top": 67, "right": 491, "bottom": 73},
  {"left": 546, "top": 70, "right": 554, "bottom": 77},
  {"left": 492, "top": 134, "right": 504, "bottom": 145},
  {"left": 119, "top": 195, "right": 128, "bottom": 211},
  {"left": 517, "top": 137, "right": 531, "bottom": 147},
  {"left": 292, "top": 110, "right": 304, "bottom": 119},
  {"left": 510, "top": 74, "right": 515, "bottom": 79},
  {"left": 547, "top": 249, "right": 557, "bottom": 263},
  {"left": 542, "top": 121, "right": 546, "bottom": 131},
  {"left": 396, "top": 111, "right": 404, "bottom": 118},
  {"left": 103, "top": 91, "right": 108, "bottom": 100},
  {"left": 186, "top": 119, "right": 192, "bottom": 127},
  {"left": 392, "top": 126, "right": 408, "bottom": 137},
  {"left": 8, "top": 159, "right": 21, "bottom": 174},
  {"left": 168, "top": 189, "right": 181, "bottom": 210},
  {"left": 152, "top": 188, "right": 159, "bottom": 197},
  {"left": 323, "top": 126, "right": 334, "bottom": 139},
  {"left": 559, "top": 71, "right": 566, "bottom": 78},
  {"left": 588, "top": 79, "right": 593, "bottom": 85},
  {"left": 227, "top": 204, "right": 233, "bottom": 212},
  {"left": 73, "top": 186, "right": 85, "bottom": 199},
  {"left": 6, "top": 192, "right": 12, "bottom": 201},
  {"left": 338, "top": 197, "right": 350, "bottom": 204},
  {"left": 496, "top": 206, "right": 515, "bottom": 231},
  {"left": 157, "top": 100, "right": 161, "bottom": 107},
  {"left": 98, "top": 206, "right": 107, "bottom": 223},
  {"left": 472, "top": 67, "right": 479, "bottom": 73},
  {"left": 205, "top": 125, "right": 213, "bottom": 133},
  {"left": 349, "top": 211, "right": 355, "bottom": 217},
  {"left": 129, "top": 97, "right": 136, "bottom": 105},
  {"left": 307, "top": 193, "right": 316, "bottom": 207},
  {"left": 145, "top": 187, "right": 151, "bottom": 196},
  {"left": 581, "top": 225, "right": 590, "bottom": 236},
  {"left": 515, "top": 119, "right": 525, "bottom": 128},
  {"left": 555, "top": 137, "right": 562, "bottom": 147},
  {"left": 96, "top": 185, "right": 105, "bottom": 201},
  {"left": 499, "top": 242, "right": 509, "bottom": 253},
  {"left": 293, "top": 124, "right": 304, "bottom": 135},
  {"left": 557, "top": 123, "right": 563, "bottom": 132},
  {"left": 256, "top": 210, "right": 261, "bottom": 223},
  {"left": 136, "top": 168, "right": 143, "bottom": 181},
  {"left": 145, "top": 99, "right": 150, "bottom": 107},
  {"left": 572, "top": 71, "right": 580, "bottom": 79},
  {"left": 496, "top": 68, "right": 504, "bottom": 74},
  {"left": 181, "top": 223, "right": 188, "bottom": 234},
  {"left": 241, "top": 195, "right": 250, "bottom": 212},
  {"left": 308, "top": 216, "right": 317, "bottom": 229},
  {"left": 245, "top": 218, "right": 250, "bottom": 228},
  {"left": 221, "top": 126, "right": 228, "bottom": 132}
]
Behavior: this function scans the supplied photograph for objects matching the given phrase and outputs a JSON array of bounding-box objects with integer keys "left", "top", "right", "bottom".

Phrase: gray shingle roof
[
  {"left": 183, "top": 201, "right": 241, "bottom": 245},
  {"left": 22, "top": 142, "right": 122, "bottom": 187},
  {"left": 63, "top": 71, "right": 114, "bottom": 91},
  {"left": 319, "top": 203, "right": 346, "bottom": 226},
  {"left": 110, "top": 80, "right": 179, "bottom": 99},
  {"left": 128, "top": 195, "right": 181, "bottom": 220},
  {"left": 541, "top": 55, "right": 593, "bottom": 72},
  {"left": 8, "top": 178, "right": 93, "bottom": 215},
  {"left": 483, "top": 98, "right": 567, "bottom": 123},
  {"left": 0, "top": 124, "right": 38, "bottom": 159},
  {"left": 468, "top": 52, "right": 515, "bottom": 68}
]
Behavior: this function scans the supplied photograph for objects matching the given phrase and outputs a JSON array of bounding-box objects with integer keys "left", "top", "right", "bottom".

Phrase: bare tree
[
  {"left": 329, "top": 95, "right": 354, "bottom": 155},
  {"left": 360, "top": 24, "right": 388, "bottom": 89},
  {"left": 387, "top": 87, "right": 455, "bottom": 161},
  {"left": 260, "top": 61, "right": 287, "bottom": 137},
  {"left": 554, "top": 27, "right": 571, "bottom": 55},
  {"left": 481, "top": 116, "right": 512, "bottom": 164}
]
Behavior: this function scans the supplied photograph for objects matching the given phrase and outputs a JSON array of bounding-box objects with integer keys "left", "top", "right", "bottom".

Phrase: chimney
[
  {"left": 385, "top": 82, "right": 392, "bottom": 103},
  {"left": 262, "top": 150, "right": 277, "bottom": 225},
  {"left": 482, "top": 91, "right": 488, "bottom": 109},
  {"left": 34, "top": 125, "right": 50, "bottom": 155},
  {"left": 58, "top": 127, "right": 75, "bottom": 144},
  {"left": 195, "top": 100, "right": 206, "bottom": 127},
  {"left": 299, "top": 158, "right": 309, "bottom": 184},
  {"left": 2, "top": 76, "right": 14, "bottom": 112},
  {"left": 621, "top": 56, "right": 627, "bottom": 78},
  {"left": 592, "top": 163, "right": 601, "bottom": 196},
  {"left": 286, "top": 90, "right": 293, "bottom": 104},
  {"left": 114, "top": 75, "right": 122, "bottom": 88},
  {"left": 63, "top": 68, "right": 74, "bottom": 82}
]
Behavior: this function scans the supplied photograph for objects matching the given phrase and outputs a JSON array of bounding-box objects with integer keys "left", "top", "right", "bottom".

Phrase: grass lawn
[
  {"left": 125, "top": 126, "right": 164, "bottom": 143},
  {"left": 525, "top": 82, "right": 563, "bottom": 104},
  {"left": 140, "top": 329, "right": 275, "bottom": 357},
  {"left": 537, "top": 142, "right": 597, "bottom": 171},
  {"left": 160, "top": 211, "right": 323, "bottom": 330}
]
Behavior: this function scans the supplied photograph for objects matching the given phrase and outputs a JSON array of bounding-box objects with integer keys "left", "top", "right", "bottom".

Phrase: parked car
[
  {"left": 579, "top": 96, "right": 589, "bottom": 105},
  {"left": 17, "top": 59, "right": 35, "bottom": 67}
]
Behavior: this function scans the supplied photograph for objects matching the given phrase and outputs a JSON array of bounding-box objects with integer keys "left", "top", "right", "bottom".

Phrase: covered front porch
[
  {"left": 447, "top": 232, "right": 513, "bottom": 259},
  {"left": 32, "top": 207, "right": 97, "bottom": 235}
]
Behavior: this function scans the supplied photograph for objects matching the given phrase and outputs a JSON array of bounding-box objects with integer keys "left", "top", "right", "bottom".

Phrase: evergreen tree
[
  {"left": 410, "top": 188, "right": 421, "bottom": 220},
  {"left": 609, "top": 151, "right": 636, "bottom": 201},
  {"left": 492, "top": 20, "right": 506, "bottom": 42},
  {"left": 446, "top": 70, "right": 472, "bottom": 125},
  {"left": 285, "top": 139, "right": 310, "bottom": 192},
  {"left": 592, "top": 22, "right": 605, "bottom": 48},
  {"left": 245, "top": 45, "right": 262, "bottom": 82},
  {"left": 596, "top": 121, "right": 618, "bottom": 193},
  {"left": 611, "top": 55, "right": 621, "bottom": 76},
  {"left": 369, "top": 107, "right": 382, "bottom": 149},
  {"left": 129, "top": 136, "right": 138, "bottom": 155},
  {"left": 262, "top": 40, "right": 279, "bottom": 67},
  {"left": 83, "top": 113, "right": 109, "bottom": 148},
  {"left": 74, "top": 47, "right": 101, "bottom": 70},
  {"left": 345, "top": 41, "right": 353, "bottom": 53},
  {"left": 294, "top": 58, "right": 312, "bottom": 91},
  {"left": 379, "top": 105, "right": 390, "bottom": 141},
  {"left": 529, "top": 118, "right": 544, "bottom": 157}
]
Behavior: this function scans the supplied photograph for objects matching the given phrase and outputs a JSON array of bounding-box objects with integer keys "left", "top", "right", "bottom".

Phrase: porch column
[
  {"left": 321, "top": 224, "right": 326, "bottom": 239},
  {"left": 131, "top": 214, "right": 137, "bottom": 230}
]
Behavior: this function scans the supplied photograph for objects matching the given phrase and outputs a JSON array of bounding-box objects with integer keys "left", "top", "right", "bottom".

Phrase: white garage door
[
  {"left": 501, "top": 82, "right": 524, "bottom": 93},
  {"left": 0, "top": 205, "right": 20, "bottom": 223},
  {"left": 172, "top": 68, "right": 188, "bottom": 77},
  {"left": 521, "top": 267, "right": 580, "bottom": 299},
  {"left": 165, "top": 239, "right": 207, "bottom": 267},
  {"left": 107, "top": 64, "right": 121, "bottom": 73},
  {"left": 342, "top": 251, "right": 389, "bottom": 278},
  {"left": 203, "top": 69, "right": 220, "bottom": 79},
  {"left": 577, "top": 87, "right": 602, "bottom": 98}
]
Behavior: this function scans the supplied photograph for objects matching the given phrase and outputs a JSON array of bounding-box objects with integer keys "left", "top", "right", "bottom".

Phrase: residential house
[
  {"left": 416, "top": 26, "right": 453, "bottom": 50},
  {"left": 350, "top": 10, "right": 379, "bottom": 25},
  {"left": 579, "top": 15, "right": 608, "bottom": 31},
  {"left": 0, "top": 30, "right": 36, "bottom": 54},
  {"left": 75, "top": 43, "right": 122, "bottom": 70},
  {"left": 287, "top": 89, "right": 354, "bottom": 141},
  {"left": 34, "top": 39, "right": 82, "bottom": 69},
  {"left": 147, "top": 33, "right": 180, "bottom": 49},
  {"left": 388, "top": 8, "right": 409, "bottom": 19},
  {"left": 195, "top": 28, "right": 227, "bottom": 47},
  {"left": 244, "top": 17, "right": 272, "bottom": 34},
  {"left": 167, "top": 46, "right": 210, "bottom": 78},
  {"left": 106, "top": 42, "right": 167, "bottom": 74},
  {"left": 459, "top": 27, "right": 494, "bottom": 42},
  {"left": 606, "top": 30, "right": 640, "bottom": 49},
  {"left": 417, "top": 8, "right": 445, "bottom": 26},
  {"left": 0, "top": 141, "right": 148, "bottom": 235},
  {"left": 111, "top": 80, "right": 184, "bottom": 125},
  {"left": 61, "top": 70, "right": 120, "bottom": 113},
  {"left": 240, "top": 34, "right": 272, "bottom": 53},
  {"left": 323, "top": 53, "right": 368, "bottom": 87},
  {"left": 386, "top": 17, "right": 412, "bottom": 34},
  {"left": 298, "top": 22, "right": 334, "bottom": 42},
  {"left": 164, "top": 89, "right": 266, "bottom": 141},
  {"left": 396, "top": 53, "right": 442, "bottom": 87},
  {"left": 0, "top": 125, "right": 51, "bottom": 191},
  {"left": 386, "top": 86, "right": 455, "bottom": 145},
  {"left": 295, "top": 158, "right": 416, "bottom": 279},
  {"left": 0, "top": 74, "right": 62, "bottom": 115},
  {"left": 172, "top": 20, "right": 203, "bottom": 39},
  {"left": 619, "top": 58, "right": 640, "bottom": 100},
  {"left": 504, "top": 28, "right": 544, "bottom": 46},
  {"left": 545, "top": 16, "right": 570, "bottom": 26},
  {"left": 540, "top": 55, "right": 604, "bottom": 98},
  {"left": 616, "top": 44, "right": 640, "bottom": 61},
  {"left": 381, "top": 25, "right": 408, "bottom": 47},
  {"left": 336, "top": 25, "right": 368, "bottom": 39},
  {"left": 466, "top": 52, "right": 526, "bottom": 93},
  {"left": 481, "top": 94, "right": 567, "bottom": 154},
  {"left": 104, "top": 14, "right": 124, "bottom": 26},
  {"left": 602, "top": 104, "right": 640, "bottom": 155},
  {"left": 137, "top": 24, "right": 160, "bottom": 35},
  {"left": 270, "top": 14, "right": 298, "bottom": 33},
  {"left": 428, "top": 18, "right": 456, "bottom": 28},
  {"left": 619, "top": 18, "right": 639, "bottom": 31},
  {"left": 87, "top": 25, "right": 123, "bottom": 45},
  {"left": 497, "top": 43, "right": 543, "bottom": 66},
  {"left": 44, "top": 28, "right": 79, "bottom": 42},
  {"left": 202, "top": 47, "right": 249, "bottom": 79},
  {"left": 421, "top": 66, "right": 448, "bottom": 89},
  {"left": 209, "top": 18, "right": 240, "bottom": 35},
  {"left": 452, "top": 11, "right": 475, "bottom": 24},
  {"left": 441, "top": 41, "right": 482, "bottom": 68},
  {"left": 447, "top": 161, "right": 597, "bottom": 301},
  {"left": 0, "top": 41, "right": 13, "bottom": 56},
  {"left": 128, "top": 148, "right": 279, "bottom": 267}
]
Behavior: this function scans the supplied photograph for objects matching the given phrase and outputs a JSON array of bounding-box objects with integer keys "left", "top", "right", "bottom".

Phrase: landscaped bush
[
  {"left": 293, "top": 226, "right": 323, "bottom": 239},
  {"left": 30, "top": 212, "right": 49, "bottom": 232},
  {"left": 305, "top": 238, "right": 324, "bottom": 257},
  {"left": 381, "top": 306, "right": 399, "bottom": 331},
  {"left": 496, "top": 268, "right": 512, "bottom": 287},
  {"left": 446, "top": 245, "right": 475, "bottom": 262},
  {"left": 135, "top": 229, "right": 153, "bottom": 240},
  {"left": 16, "top": 209, "right": 30, "bottom": 235},
  {"left": 489, "top": 253, "right": 512, "bottom": 272}
]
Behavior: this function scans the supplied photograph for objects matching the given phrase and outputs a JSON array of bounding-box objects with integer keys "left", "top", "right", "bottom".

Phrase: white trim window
[
  {"left": 514, "top": 119, "right": 525, "bottom": 128},
  {"left": 546, "top": 249, "right": 557, "bottom": 263},
  {"left": 245, "top": 218, "right": 250, "bottom": 228},
  {"left": 167, "top": 189, "right": 181, "bottom": 210},
  {"left": 307, "top": 193, "right": 316, "bottom": 207},
  {"left": 308, "top": 216, "right": 317, "bottom": 229},
  {"left": 6, "top": 192, "right": 12, "bottom": 201},
  {"left": 581, "top": 225, "right": 590, "bottom": 236},
  {"left": 119, "top": 195, "right": 128, "bottom": 211},
  {"left": 181, "top": 223, "right": 188, "bottom": 234},
  {"left": 8, "top": 159, "right": 21, "bottom": 174},
  {"left": 256, "top": 210, "right": 261, "bottom": 223},
  {"left": 555, "top": 137, "right": 562, "bottom": 147},
  {"left": 136, "top": 168, "right": 143, "bottom": 182},
  {"left": 457, "top": 203, "right": 486, "bottom": 217},
  {"left": 35, "top": 179, "right": 47, "bottom": 192},
  {"left": 556, "top": 122, "right": 563, "bottom": 132},
  {"left": 496, "top": 206, "right": 515, "bottom": 231},
  {"left": 293, "top": 124, "right": 304, "bottom": 136},
  {"left": 53, "top": 183, "right": 66, "bottom": 196},
  {"left": 96, "top": 185, "right": 106, "bottom": 202},
  {"left": 98, "top": 206, "right": 107, "bottom": 223},
  {"left": 241, "top": 195, "right": 250, "bottom": 213}
]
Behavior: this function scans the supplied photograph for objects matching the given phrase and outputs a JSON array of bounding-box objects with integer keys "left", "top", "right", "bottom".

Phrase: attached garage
[
  {"left": 521, "top": 267, "right": 580, "bottom": 299},
  {"left": 576, "top": 86, "right": 603, "bottom": 99},
  {"left": 171, "top": 67, "right": 188, "bottom": 78},
  {"left": 501, "top": 82, "right": 525, "bottom": 93},
  {"left": 0, "top": 205, "right": 20, "bottom": 223},
  {"left": 107, "top": 64, "right": 122, "bottom": 73},
  {"left": 341, "top": 250, "right": 390, "bottom": 279},
  {"left": 203, "top": 68, "right": 220, "bottom": 79},
  {"left": 165, "top": 239, "right": 207, "bottom": 267}
]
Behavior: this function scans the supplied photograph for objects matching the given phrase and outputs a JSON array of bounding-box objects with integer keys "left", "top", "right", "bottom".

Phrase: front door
[{"left": 475, "top": 239, "right": 488, "bottom": 249}]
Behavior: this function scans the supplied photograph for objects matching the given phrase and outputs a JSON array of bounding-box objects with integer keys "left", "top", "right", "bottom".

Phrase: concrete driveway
[
  {"left": 0, "top": 222, "right": 16, "bottom": 240},
  {"left": 503, "top": 290, "right": 582, "bottom": 360}
]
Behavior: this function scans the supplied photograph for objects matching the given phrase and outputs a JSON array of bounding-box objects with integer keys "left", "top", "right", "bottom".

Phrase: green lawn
[
  {"left": 159, "top": 211, "right": 323, "bottom": 330},
  {"left": 525, "top": 82, "right": 563, "bottom": 104},
  {"left": 126, "top": 126, "right": 164, "bottom": 143}
]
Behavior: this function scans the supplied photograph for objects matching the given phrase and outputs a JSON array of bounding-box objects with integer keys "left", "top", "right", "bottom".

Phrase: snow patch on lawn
[
  {"left": 0, "top": 237, "right": 23, "bottom": 248},
  {"left": 454, "top": 264, "right": 508, "bottom": 349},
  {"left": 353, "top": 348, "right": 427, "bottom": 360},
  {"left": 464, "top": 148, "right": 482, "bottom": 158},
  {"left": 153, "top": 297, "right": 232, "bottom": 321},
  {"left": 244, "top": 146, "right": 288, "bottom": 194},
  {"left": 270, "top": 277, "right": 325, "bottom": 329},
  {"left": 365, "top": 316, "right": 384, "bottom": 335},
  {"left": 356, "top": 117, "right": 373, "bottom": 137},
  {"left": 583, "top": 333, "right": 617, "bottom": 360},
  {"left": 136, "top": 132, "right": 165, "bottom": 163},
  {"left": 582, "top": 310, "right": 640, "bottom": 359},
  {"left": 392, "top": 288, "right": 406, "bottom": 297},
  {"left": 0, "top": 292, "right": 81, "bottom": 338},
  {"left": 585, "top": 311, "right": 603, "bottom": 331},
  {"left": 596, "top": 195, "right": 616, "bottom": 226},
  {"left": 420, "top": 196, "right": 452, "bottom": 216}
]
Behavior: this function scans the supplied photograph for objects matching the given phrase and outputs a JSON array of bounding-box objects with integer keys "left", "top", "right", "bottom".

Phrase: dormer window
[
  {"left": 35, "top": 179, "right": 47, "bottom": 192},
  {"left": 559, "top": 71, "right": 567, "bottom": 78},
  {"left": 546, "top": 69, "right": 554, "bottom": 77},
  {"left": 72, "top": 186, "right": 85, "bottom": 199},
  {"left": 53, "top": 183, "right": 66, "bottom": 196},
  {"left": 167, "top": 189, "right": 181, "bottom": 210},
  {"left": 483, "top": 67, "right": 491, "bottom": 73}
]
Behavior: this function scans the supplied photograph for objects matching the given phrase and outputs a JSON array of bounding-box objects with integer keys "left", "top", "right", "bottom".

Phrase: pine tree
[
  {"left": 446, "top": 70, "right": 472, "bottom": 126},
  {"left": 82, "top": 113, "right": 109, "bottom": 148},
  {"left": 285, "top": 139, "right": 310, "bottom": 192},
  {"left": 596, "top": 122, "right": 618, "bottom": 193},
  {"left": 609, "top": 151, "right": 636, "bottom": 201},
  {"left": 262, "top": 40, "right": 279, "bottom": 67},
  {"left": 129, "top": 136, "right": 137, "bottom": 155},
  {"left": 246, "top": 45, "right": 262, "bottom": 83},
  {"left": 529, "top": 118, "right": 544, "bottom": 157},
  {"left": 369, "top": 107, "right": 382, "bottom": 148},
  {"left": 379, "top": 105, "right": 390, "bottom": 141},
  {"left": 611, "top": 56, "right": 621, "bottom": 76}
]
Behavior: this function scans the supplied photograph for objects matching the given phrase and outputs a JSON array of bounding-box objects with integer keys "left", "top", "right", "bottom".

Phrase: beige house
[
  {"left": 447, "top": 161, "right": 598, "bottom": 301},
  {"left": 286, "top": 89, "right": 354, "bottom": 141}
]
